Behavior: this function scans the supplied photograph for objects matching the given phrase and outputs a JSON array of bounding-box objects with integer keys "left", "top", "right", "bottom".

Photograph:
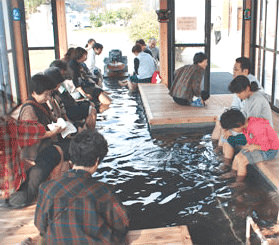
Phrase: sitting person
[
  {"left": 136, "top": 39, "right": 153, "bottom": 56},
  {"left": 34, "top": 129, "right": 129, "bottom": 244},
  {"left": 11, "top": 74, "right": 72, "bottom": 208},
  {"left": 169, "top": 52, "right": 209, "bottom": 107},
  {"left": 18, "top": 73, "right": 64, "bottom": 161},
  {"left": 148, "top": 37, "right": 160, "bottom": 62},
  {"left": 61, "top": 47, "right": 75, "bottom": 63},
  {"left": 219, "top": 109, "right": 279, "bottom": 186},
  {"left": 119, "top": 44, "right": 156, "bottom": 92},
  {"left": 44, "top": 65, "right": 97, "bottom": 129},
  {"left": 212, "top": 56, "right": 265, "bottom": 141},
  {"left": 220, "top": 75, "right": 273, "bottom": 170},
  {"left": 0, "top": 114, "right": 46, "bottom": 205},
  {"left": 68, "top": 47, "right": 111, "bottom": 109}
]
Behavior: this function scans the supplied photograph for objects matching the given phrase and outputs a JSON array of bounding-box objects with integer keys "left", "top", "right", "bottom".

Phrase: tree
[{"left": 128, "top": 10, "right": 159, "bottom": 44}]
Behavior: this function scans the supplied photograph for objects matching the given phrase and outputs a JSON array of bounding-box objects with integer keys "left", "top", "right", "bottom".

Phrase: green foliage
[
  {"left": 116, "top": 8, "right": 135, "bottom": 26},
  {"left": 25, "top": 0, "right": 49, "bottom": 19},
  {"left": 90, "top": 13, "right": 103, "bottom": 27},
  {"left": 103, "top": 10, "right": 117, "bottom": 24},
  {"left": 90, "top": 8, "right": 135, "bottom": 28},
  {"left": 128, "top": 10, "right": 159, "bottom": 44}
]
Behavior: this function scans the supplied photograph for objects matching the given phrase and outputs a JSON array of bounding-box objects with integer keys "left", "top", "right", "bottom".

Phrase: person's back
[
  {"left": 137, "top": 51, "right": 156, "bottom": 79},
  {"left": 243, "top": 90, "right": 273, "bottom": 126},
  {"left": 36, "top": 170, "right": 128, "bottom": 244},
  {"left": 35, "top": 130, "right": 129, "bottom": 244}
]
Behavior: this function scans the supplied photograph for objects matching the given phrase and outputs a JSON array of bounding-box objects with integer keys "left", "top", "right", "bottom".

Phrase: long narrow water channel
[{"left": 94, "top": 81, "right": 278, "bottom": 244}]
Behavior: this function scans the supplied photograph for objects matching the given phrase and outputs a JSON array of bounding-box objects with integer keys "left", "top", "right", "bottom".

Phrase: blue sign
[{"left": 12, "top": 8, "right": 21, "bottom": 21}]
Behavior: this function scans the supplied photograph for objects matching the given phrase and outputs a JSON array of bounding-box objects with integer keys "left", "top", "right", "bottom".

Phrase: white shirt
[{"left": 85, "top": 48, "right": 96, "bottom": 73}]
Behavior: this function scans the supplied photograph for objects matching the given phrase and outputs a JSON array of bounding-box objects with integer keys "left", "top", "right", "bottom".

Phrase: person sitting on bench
[
  {"left": 169, "top": 52, "right": 209, "bottom": 107},
  {"left": 219, "top": 109, "right": 279, "bottom": 187},
  {"left": 34, "top": 130, "right": 129, "bottom": 244}
]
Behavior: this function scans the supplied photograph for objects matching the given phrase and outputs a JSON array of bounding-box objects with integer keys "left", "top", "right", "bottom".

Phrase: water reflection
[{"left": 94, "top": 81, "right": 278, "bottom": 244}]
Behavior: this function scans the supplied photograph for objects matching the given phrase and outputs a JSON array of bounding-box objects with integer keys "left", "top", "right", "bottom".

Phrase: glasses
[{"left": 233, "top": 67, "right": 240, "bottom": 72}]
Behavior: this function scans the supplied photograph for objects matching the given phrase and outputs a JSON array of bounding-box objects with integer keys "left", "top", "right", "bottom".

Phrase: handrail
[{"left": 246, "top": 216, "right": 269, "bottom": 245}]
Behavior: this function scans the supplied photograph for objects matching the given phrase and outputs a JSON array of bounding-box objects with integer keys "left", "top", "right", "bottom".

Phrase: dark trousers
[{"left": 19, "top": 145, "right": 61, "bottom": 203}]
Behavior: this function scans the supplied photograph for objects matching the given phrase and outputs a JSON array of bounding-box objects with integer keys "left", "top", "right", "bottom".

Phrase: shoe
[
  {"left": 9, "top": 191, "right": 27, "bottom": 209},
  {"left": 190, "top": 98, "right": 204, "bottom": 107}
]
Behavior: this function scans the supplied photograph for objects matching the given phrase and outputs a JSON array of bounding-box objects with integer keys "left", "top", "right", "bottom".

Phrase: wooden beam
[
  {"left": 159, "top": 0, "right": 168, "bottom": 86},
  {"left": 55, "top": 0, "right": 68, "bottom": 58},
  {"left": 243, "top": 0, "right": 252, "bottom": 57},
  {"left": 11, "top": 0, "right": 28, "bottom": 102}
]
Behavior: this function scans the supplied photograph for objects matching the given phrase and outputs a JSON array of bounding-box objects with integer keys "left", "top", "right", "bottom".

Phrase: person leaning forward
[
  {"left": 169, "top": 52, "right": 209, "bottom": 107},
  {"left": 35, "top": 129, "right": 129, "bottom": 244}
]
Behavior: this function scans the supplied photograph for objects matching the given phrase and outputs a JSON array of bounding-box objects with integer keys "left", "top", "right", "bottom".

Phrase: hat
[{"left": 44, "top": 67, "right": 65, "bottom": 86}]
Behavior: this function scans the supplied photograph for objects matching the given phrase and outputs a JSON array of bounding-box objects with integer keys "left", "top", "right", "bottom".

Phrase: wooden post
[
  {"left": 53, "top": 0, "right": 68, "bottom": 58},
  {"left": 11, "top": 0, "right": 28, "bottom": 102},
  {"left": 159, "top": 0, "right": 168, "bottom": 86},
  {"left": 243, "top": 0, "right": 251, "bottom": 57}
]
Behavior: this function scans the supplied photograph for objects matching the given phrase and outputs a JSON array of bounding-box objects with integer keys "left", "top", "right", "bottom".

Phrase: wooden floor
[
  {"left": 138, "top": 83, "right": 233, "bottom": 131},
  {"left": 0, "top": 203, "right": 192, "bottom": 244}
]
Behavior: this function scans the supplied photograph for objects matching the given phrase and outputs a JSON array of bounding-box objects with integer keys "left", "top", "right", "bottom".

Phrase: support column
[
  {"left": 11, "top": 0, "right": 28, "bottom": 102},
  {"left": 52, "top": 0, "right": 68, "bottom": 59},
  {"left": 159, "top": 0, "right": 168, "bottom": 86},
  {"left": 243, "top": 0, "right": 252, "bottom": 57}
]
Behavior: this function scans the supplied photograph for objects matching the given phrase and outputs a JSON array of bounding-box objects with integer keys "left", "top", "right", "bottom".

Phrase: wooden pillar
[
  {"left": 243, "top": 0, "right": 252, "bottom": 57},
  {"left": 11, "top": 0, "right": 28, "bottom": 102},
  {"left": 159, "top": 0, "right": 168, "bottom": 86},
  {"left": 53, "top": 0, "right": 68, "bottom": 58}
]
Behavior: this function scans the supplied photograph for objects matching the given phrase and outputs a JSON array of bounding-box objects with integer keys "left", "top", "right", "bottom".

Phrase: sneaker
[
  {"left": 9, "top": 191, "right": 27, "bottom": 209},
  {"left": 190, "top": 97, "right": 204, "bottom": 107}
]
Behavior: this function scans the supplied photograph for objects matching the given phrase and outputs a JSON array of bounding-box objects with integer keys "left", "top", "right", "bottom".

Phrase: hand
[
  {"left": 51, "top": 125, "right": 64, "bottom": 136},
  {"left": 86, "top": 93, "right": 93, "bottom": 100},
  {"left": 223, "top": 130, "right": 232, "bottom": 139},
  {"left": 242, "top": 144, "right": 261, "bottom": 152}
]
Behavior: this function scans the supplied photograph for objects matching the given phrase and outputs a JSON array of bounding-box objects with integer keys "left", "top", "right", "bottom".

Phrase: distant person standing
[
  {"left": 169, "top": 52, "right": 209, "bottom": 107},
  {"left": 214, "top": 16, "right": 222, "bottom": 45},
  {"left": 85, "top": 38, "right": 96, "bottom": 51},
  {"left": 148, "top": 38, "right": 160, "bottom": 62},
  {"left": 86, "top": 42, "right": 103, "bottom": 87}
]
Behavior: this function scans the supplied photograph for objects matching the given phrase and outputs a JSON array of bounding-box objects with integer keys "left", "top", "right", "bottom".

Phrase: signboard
[
  {"left": 177, "top": 17, "right": 197, "bottom": 30},
  {"left": 12, "top": 8, "right": 21, "bottom": 21}
]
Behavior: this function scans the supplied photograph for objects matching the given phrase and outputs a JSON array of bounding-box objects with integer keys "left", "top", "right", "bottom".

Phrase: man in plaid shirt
[
  {"left": 0, "top": 116, "right": 46, "bottom": 201},
  {"left": 35, "top": 130, "right": 129, "bottom": 244},
  {"left": 169, "top": 52, "right": 208, "bottom": 107}
]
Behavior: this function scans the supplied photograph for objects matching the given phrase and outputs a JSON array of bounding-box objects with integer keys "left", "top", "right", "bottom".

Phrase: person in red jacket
[{"left": 220, "top": 109, "right": 279, "bottom": 186}]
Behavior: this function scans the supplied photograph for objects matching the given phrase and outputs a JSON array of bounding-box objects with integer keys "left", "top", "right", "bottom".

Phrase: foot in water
[{"left": 118, "top": 80, "right": 128, "bottom": 87}]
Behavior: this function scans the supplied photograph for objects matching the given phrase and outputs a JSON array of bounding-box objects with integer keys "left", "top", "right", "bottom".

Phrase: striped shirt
[
  {"left": 35, "top": 169, "right": 129, "bottom": 244},
  {"left": 169, "top": 64, "right": 205, "bottom": 101}
]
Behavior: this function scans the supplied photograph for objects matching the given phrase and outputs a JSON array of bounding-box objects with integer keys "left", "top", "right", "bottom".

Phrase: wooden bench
[
  {"left": 0, "top": 221, "right": 193, "bottom": 245},
  {"left": 255, "top": 156, "right": 279, "bottom": 190},
  {"left": 138, "top": 83, "right": 233, "bottom": 132},
  {"left": 127, "top": 225, "right": 193, "bottom": 244}
]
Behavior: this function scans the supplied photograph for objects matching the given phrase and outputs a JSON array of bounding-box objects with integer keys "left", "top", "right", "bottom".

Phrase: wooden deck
[
  {"left": 138, "top": 83, "right": 233, "bottom": 132},
  {"left": 0, "top": 203, "right": 192, "bottom": 244}
]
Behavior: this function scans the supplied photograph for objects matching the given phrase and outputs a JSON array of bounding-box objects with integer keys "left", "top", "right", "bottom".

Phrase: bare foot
[
  {"left": 219, "top": 163, "right": 231, "bottom": 172},
  {"left": 118, "top": 80, "right": 128, "bottom": 87},
  {"left": 229, "top": 181, "right": 245, "bottom": 189},
  {"left": 261, "top": 224, "right": 279, "bottom": 236},
  {"left": 219, "top": 170, "right": 236, "bottom": 180},
  {"left": 99, "top": 104, "right": 110, "bottom": 113}
]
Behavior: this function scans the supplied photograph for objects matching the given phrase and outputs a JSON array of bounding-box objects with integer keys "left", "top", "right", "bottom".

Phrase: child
[{"left": 220, "top": 109, "right": 279, "bottom": 186}]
